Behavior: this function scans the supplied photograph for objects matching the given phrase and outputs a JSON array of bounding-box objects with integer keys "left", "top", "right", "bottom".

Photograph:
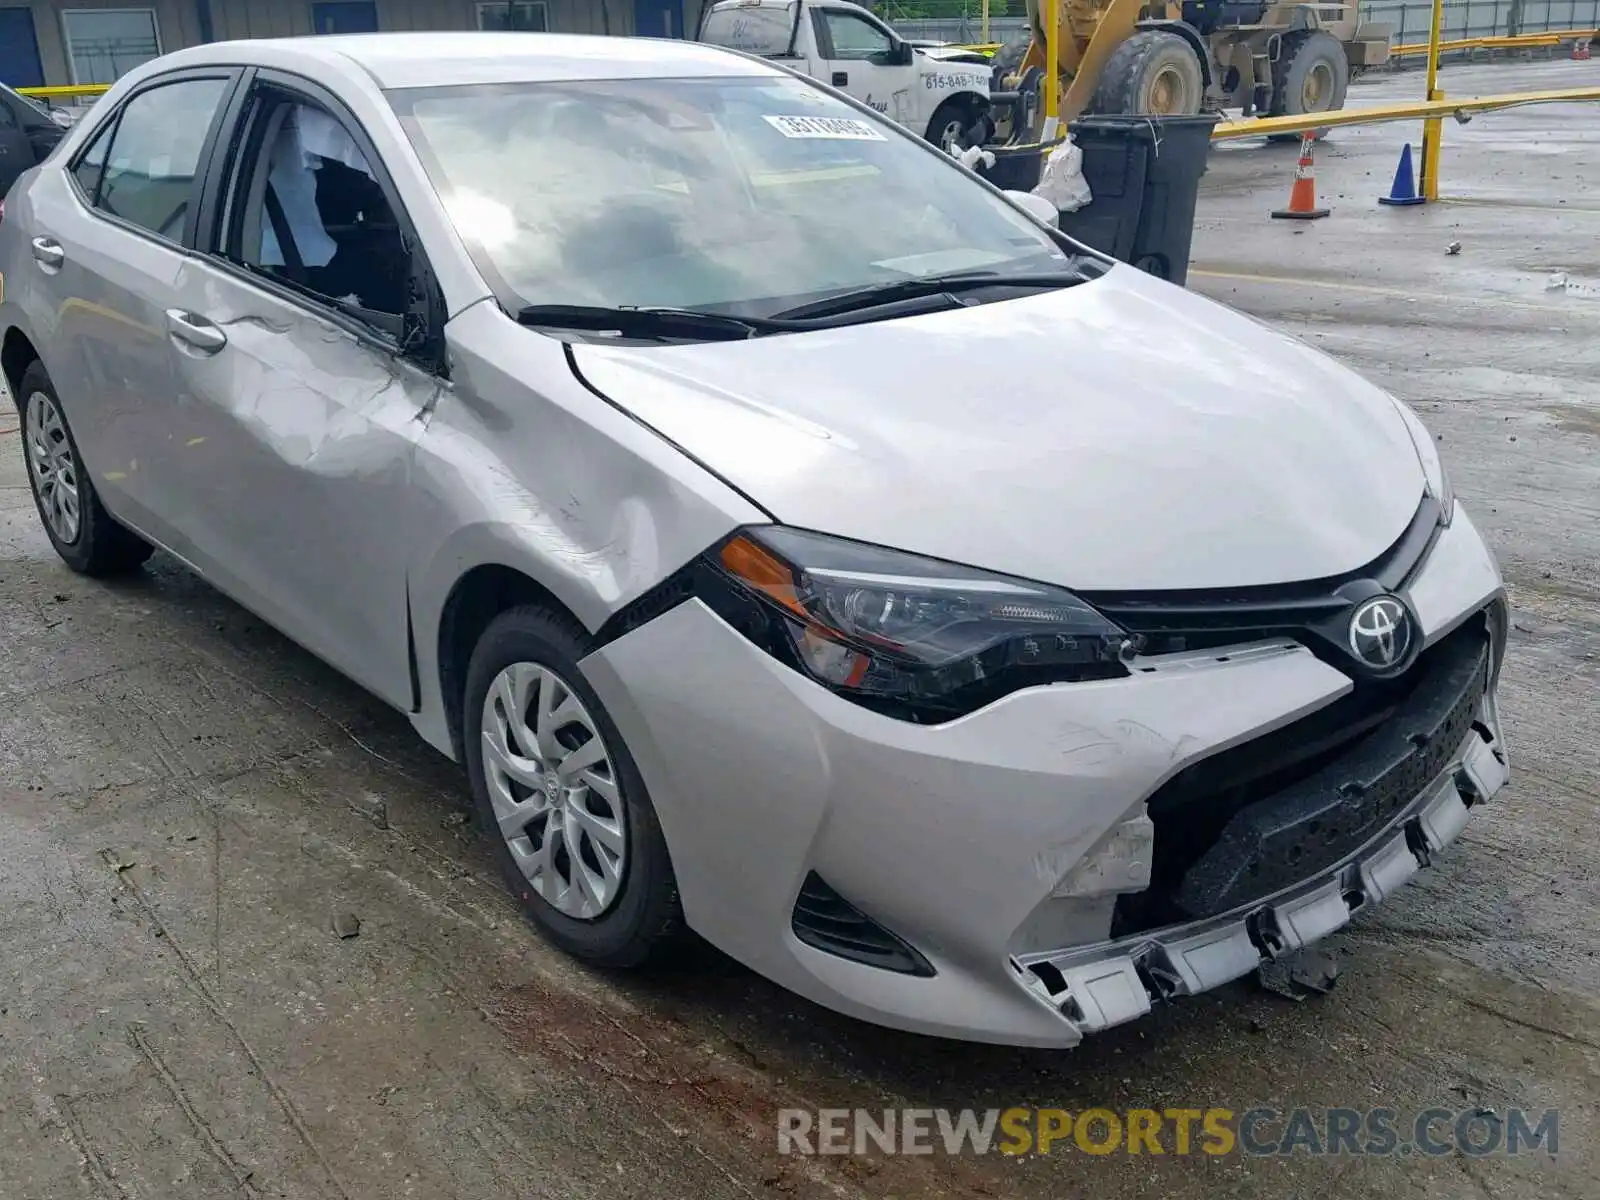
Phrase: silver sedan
[{"left": 0, "top": 32, "right": 1508, "bottom": 1046}]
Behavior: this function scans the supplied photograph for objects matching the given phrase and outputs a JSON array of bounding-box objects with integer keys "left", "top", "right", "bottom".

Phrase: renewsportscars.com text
[{"left": 777, "top": 1106, "right": 1559, "bottom": 1158}]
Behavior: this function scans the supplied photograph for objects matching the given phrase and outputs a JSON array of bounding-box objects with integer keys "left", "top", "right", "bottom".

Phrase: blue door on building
[
  {"left": 311, "top": 2, "right": 379, "bottom": 35},
  {"left": 634, "top": 0, "right": 685, "bottom": 38},
  {"left": 0, "top": 7, "right": 46, "bottom": 88}
]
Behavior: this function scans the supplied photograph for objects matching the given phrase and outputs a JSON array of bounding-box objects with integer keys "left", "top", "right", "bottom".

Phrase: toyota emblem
[{"left": 1347, "top": 595, "right": 1414, "bottom": 671}]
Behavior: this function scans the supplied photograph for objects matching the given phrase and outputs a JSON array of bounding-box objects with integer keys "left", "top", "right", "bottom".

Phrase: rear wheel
[
  {"left": 1090, "top": 30, "right": 1205, "bottom": 116},
  {"left": 14, "top": 360, "right": 153, "bottom": 576},
  {"left": 1268, "top": 31, "right": 1349, "bottom": 142}
]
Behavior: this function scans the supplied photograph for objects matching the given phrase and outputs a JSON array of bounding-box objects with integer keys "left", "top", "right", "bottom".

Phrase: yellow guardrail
[
  {"left": 17, "top": 84, "right": 111, "bottom": 100},
  {"left": 1210, "top": 84, "right": 1600, "bottom": 139},
  {"left": 1392, "top": 28, "right": 1596, "bottom": 56}
]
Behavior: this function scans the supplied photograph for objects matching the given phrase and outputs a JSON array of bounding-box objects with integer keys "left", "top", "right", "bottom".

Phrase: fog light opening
[{"left": 1029, "top": 960, "right": 1069, "bottom": 998}]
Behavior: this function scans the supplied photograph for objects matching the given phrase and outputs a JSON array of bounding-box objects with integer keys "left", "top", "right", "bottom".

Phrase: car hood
[{"left": 568, "top": 266, "right": 1426, "bottom": 591}]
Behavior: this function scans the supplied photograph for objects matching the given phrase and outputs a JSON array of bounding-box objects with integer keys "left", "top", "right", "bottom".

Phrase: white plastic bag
[
  {"left": 952, "top": 143, "right": 996, "bottom": 173},
  {"left": 1032, "top": 135, "right": 1092, "bottom": 213}
]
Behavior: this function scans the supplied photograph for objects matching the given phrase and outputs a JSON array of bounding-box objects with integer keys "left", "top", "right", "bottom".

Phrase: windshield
[{"left": 388, "top": 74, "right": 1082, "bottom": 320}]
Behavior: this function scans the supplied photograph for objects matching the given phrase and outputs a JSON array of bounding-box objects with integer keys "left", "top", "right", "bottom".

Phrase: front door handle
[
  {"left": 832, "top": 70, "right": 848, "bottom": 85},
  {"left": 165, "top": 309, "right": 228, "bottom": 354},
  {"left": 31, "top": 237, "right": 65, "bottom": 270}
]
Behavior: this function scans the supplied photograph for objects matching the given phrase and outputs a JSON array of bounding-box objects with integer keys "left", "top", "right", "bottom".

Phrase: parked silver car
[{"left": 0, "top": 33, "right": 1509, "bottom": 1047}]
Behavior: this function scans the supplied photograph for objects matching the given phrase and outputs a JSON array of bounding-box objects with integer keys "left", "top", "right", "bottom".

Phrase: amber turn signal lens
[{"left": 719, "top": 535, "right": 805, "bottom": 616}]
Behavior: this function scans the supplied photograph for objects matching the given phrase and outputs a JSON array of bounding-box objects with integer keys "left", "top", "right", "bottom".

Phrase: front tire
[
  {"left": 925, "top": 97, "right": 984, "bottom": 153},
  {"left": 14, "top": 360, "right": 153, "bottom": 577},
  {"left": 1090, "top": 30, "right": 1205, "bottom": 116},
  {"left": 463, "top": 605, "right": 684, "bottom": 968}
]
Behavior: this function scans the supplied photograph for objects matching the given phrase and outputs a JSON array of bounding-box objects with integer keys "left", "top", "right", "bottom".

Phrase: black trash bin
[
  {"left": 1054, "top": 113, "right": 1218, "bottom": 287},
  {"left": 975, "top": 143, "right": 1046, "bottom": 193}
]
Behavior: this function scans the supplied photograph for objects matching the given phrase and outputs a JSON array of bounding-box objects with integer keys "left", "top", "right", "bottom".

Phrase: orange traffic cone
[{"left": 1272, "top": 134, "right": 1330, "bottom": 220}]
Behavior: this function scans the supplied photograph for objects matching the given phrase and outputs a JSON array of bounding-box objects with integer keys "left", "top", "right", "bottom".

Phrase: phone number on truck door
[{"left": 926, "top": 73, "right": 989, "bottom": 91}]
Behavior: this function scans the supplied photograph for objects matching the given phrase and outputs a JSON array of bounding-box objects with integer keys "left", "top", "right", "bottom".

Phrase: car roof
[{"left": 155, "top": 31, "right": 777, "bottom": 90}]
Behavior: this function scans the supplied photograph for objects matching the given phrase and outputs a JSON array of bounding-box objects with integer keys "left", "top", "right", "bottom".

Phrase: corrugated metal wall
[
  {"left": 886, "top": 0, "right": 1600, "bottom": 44},
  {"left": 1363, "top": 0, "right": 1600, "bottom": 44}
]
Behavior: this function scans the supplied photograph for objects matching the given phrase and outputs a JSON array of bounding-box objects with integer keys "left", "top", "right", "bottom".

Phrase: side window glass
[
  {"left": 227, "top": 97, "right": 412, "bottom": 322},
  {"left": 72, "top": 116, "right": 116, "bottom": 202},
  {"left": 0, "top": 104, "right": 17, "bottom": 131},
  {"left": 822, "top": 12, "right": 891, "bottom": 60},
  {"left": 94, "top": 78, "right": 228, "bottom": 240}
]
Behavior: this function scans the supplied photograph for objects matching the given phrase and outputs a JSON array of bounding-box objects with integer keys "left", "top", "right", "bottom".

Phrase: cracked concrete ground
[{"left": 3, "top": 56, "right": 1598, "bottom": 1200}]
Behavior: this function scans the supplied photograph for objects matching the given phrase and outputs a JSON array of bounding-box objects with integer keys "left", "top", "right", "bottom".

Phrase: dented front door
[{"left": 159, "top": 259, "right": 436, "bottom": 708}]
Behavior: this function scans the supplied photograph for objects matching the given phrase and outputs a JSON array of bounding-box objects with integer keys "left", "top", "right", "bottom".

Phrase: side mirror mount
[
  {"left": 890, "top": 39, "right": 915, "bottom": 66},
  {"left": 1004, "top": 189, "right": 1059, "bottom": 226}
]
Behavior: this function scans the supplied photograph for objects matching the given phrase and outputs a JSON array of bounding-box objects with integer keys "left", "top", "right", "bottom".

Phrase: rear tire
[
  {"left": 462, "top": 604, "right": 685, "bottom": 968},
  {"left": 990, "top": 34, "right": 1033, "bottom": 84},
  {"left": 1268, "top": 31, "right": 1349, "bottom": 142},
  {"left": 1090, "top": 30, "right": 1205, "bottom": 116},
  {"left": 13, "top": 360, "right": 154, "bottom": 577}
]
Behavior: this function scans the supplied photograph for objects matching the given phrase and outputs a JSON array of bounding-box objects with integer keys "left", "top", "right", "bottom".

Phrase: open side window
[{"left": 208, "top": 77, "right": 445, "bottom": 371}]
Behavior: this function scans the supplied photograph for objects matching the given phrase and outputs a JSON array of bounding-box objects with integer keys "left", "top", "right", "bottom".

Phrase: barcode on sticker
[{"left": 763, "top": 114, "right": 886, "bottom": 140}]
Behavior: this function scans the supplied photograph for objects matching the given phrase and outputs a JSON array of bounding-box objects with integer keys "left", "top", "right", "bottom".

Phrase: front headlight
[
  {"left": 1391, "top": 398, "right": 1455, "bottom": 526},
  {"left": 697, "top": 527, "right": 1136, "bottom": 720}
]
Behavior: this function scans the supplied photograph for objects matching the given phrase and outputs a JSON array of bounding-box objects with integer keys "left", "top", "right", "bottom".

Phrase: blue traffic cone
[{"left": 1378, "top": 143, "right": 1426, "bottom": 206}]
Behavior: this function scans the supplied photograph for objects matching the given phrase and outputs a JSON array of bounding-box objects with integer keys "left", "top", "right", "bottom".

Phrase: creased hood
[{"left": 569, "top": 266, "right": 1426, "bottom": 591}]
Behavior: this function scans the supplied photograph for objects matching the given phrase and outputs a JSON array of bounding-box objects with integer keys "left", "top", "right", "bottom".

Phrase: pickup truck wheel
[
  {"left": 1268, "top": 31, "right": 1349, "bottom": 142},
  {"left": 1090, "top": 30, "right": 1204, "bottom": 116},
  {"left": 925, "top": 97, "right": 982, "bottom": 153}
]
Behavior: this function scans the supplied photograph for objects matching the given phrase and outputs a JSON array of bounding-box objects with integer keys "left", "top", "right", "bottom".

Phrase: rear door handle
[
  {"left": 832, "top": 70, "right": 848, "bottom": 85},
  {"left": 165, "top": 309, "right": 228, "bottom": 354},
  {"left": 31, "top": 237, "right": 64, "bottom": 270}
]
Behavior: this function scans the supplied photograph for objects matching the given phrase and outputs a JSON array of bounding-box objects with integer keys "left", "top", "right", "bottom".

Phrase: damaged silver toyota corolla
[{"left": 0, "top": 33, "right": 1509, "bottom": 1046}]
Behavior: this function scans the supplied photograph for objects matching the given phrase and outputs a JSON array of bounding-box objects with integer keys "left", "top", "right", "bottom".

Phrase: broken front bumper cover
[{"left": 1012, "top": 719, "right": 1510, "bottom": 1035}]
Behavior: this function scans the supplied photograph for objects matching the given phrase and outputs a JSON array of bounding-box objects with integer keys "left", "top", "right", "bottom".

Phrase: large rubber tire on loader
[
  {"left": 991, "top": 35, "right": 1033, "bottom": 84},
  {"left": 1089, "top": 30, "right": 1205, "bottom": 116},
  {"left": 1268, "top": 30, "right": 1349, "bottom": 142}
]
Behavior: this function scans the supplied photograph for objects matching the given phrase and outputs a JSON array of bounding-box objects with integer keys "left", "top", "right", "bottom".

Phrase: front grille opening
[
  {"left": 1113, "top": 611, "right": 1490, "bottom": 939},
  {"left": 791, "top": 872, "right": 936, "bottom": 977}
]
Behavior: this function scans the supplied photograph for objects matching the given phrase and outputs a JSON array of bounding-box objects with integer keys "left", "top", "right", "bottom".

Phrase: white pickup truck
[{"left": 697, "top": 0, "right": 992, "bottom": 151}]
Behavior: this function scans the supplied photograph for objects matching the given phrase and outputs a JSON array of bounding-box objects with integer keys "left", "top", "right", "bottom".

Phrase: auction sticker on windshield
[{"left": 764, "top": 114, "right": 887, "bottom": 140}]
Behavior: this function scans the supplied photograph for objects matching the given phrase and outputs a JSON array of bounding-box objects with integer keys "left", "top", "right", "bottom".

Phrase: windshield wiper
[
  {"left": 515, "top": 304, "right": 795, "bottom": 342},
  {"left": 767, "top": 270, "right": 1089, "bottom": 321}
]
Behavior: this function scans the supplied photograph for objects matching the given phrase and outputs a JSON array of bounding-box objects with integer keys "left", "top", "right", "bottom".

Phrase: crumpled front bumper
[
  {"left": 581, "top": 507, "right": 1508, "bottom": 1047},
  {"left": 1012, "top": 717, "right": 1507, "bottom": 1034}
]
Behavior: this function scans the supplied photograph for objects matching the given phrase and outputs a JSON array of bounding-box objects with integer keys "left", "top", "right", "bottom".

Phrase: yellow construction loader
[{"left": 993, "top": 0, "right": 1393, "bottom": 131}]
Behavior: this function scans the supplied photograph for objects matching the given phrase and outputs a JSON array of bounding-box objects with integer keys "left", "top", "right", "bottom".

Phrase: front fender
[{"left": 404, "top": 301, "right": 766, "bottom": 758}]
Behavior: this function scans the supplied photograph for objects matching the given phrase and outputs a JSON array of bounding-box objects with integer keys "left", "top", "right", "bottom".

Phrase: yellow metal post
[
  {"left": 982, "top": 0, "right": 991, "bottom": 44},
  {"left": 1421, "top": 0, "right": 1445, "bottom": 200},
  {"left": 1042, "top": 0, "right": 1060, "bottom": 140}
]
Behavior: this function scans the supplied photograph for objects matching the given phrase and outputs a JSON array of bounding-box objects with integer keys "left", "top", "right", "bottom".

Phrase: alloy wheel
[
  {"left": 24, "top": 390, "right": 81, "bottom": 545},
  {"left": 480, "top": 662, "right": 627, "bottom": 919}
]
